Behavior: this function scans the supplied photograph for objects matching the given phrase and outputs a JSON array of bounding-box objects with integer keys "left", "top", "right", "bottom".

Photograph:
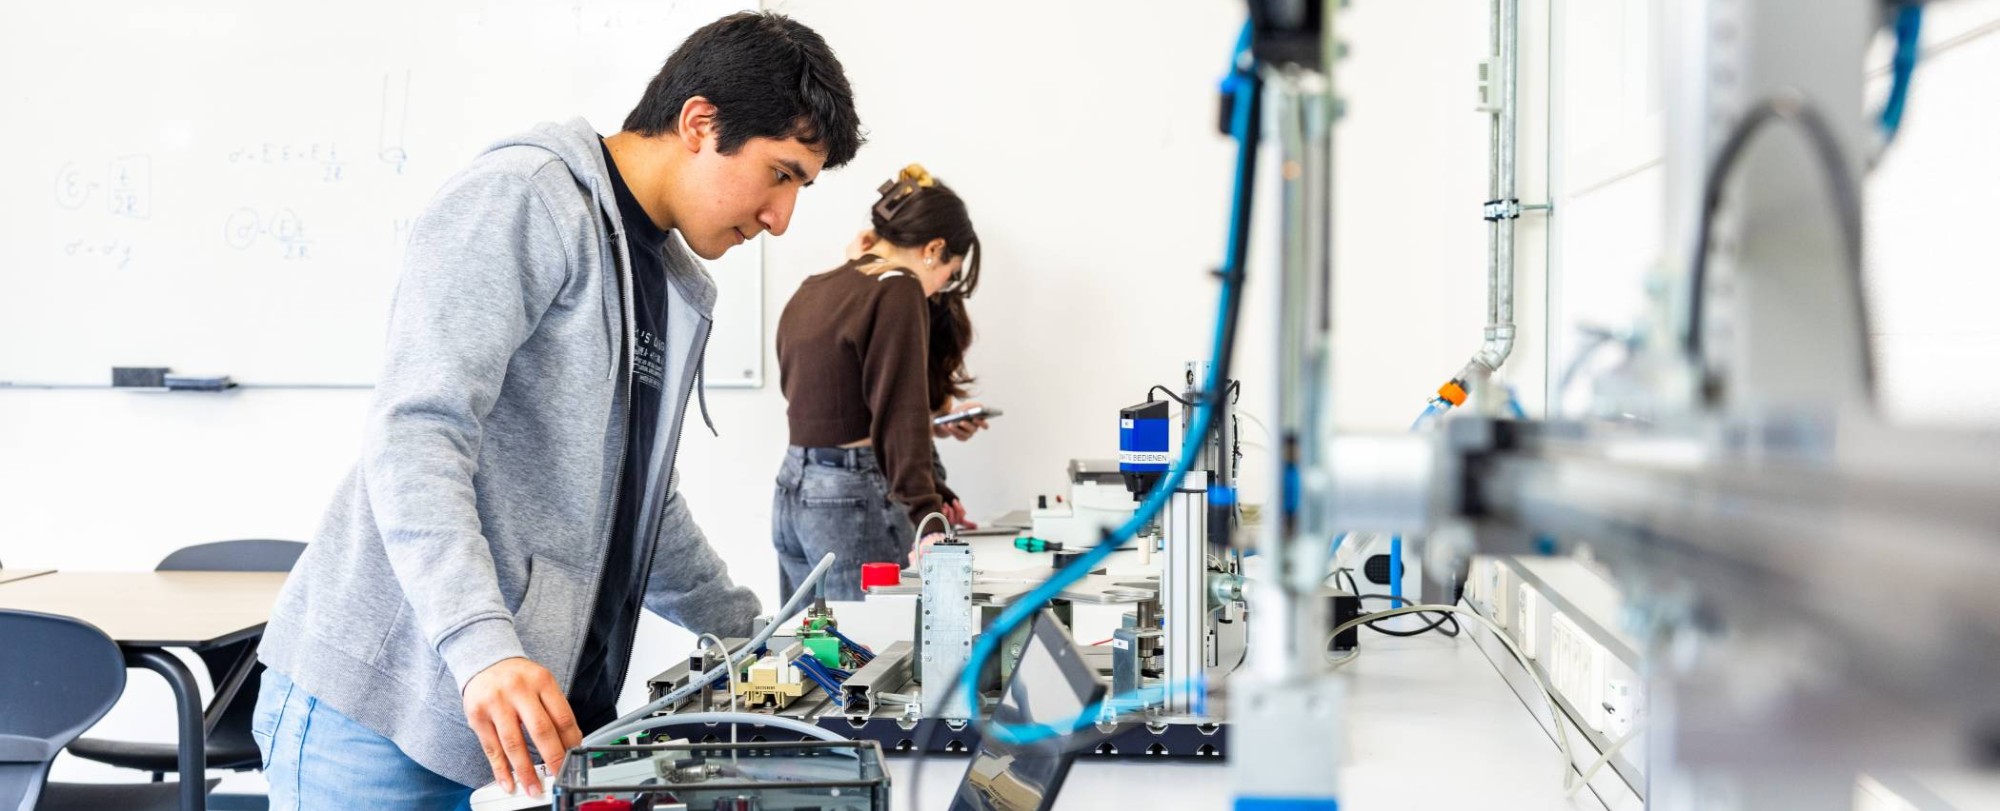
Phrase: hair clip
[{"left": 873, "top": 163, "right": 936, "bottom": 222}]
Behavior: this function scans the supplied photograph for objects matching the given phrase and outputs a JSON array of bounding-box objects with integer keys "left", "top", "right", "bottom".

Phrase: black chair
[
  {"left": 0, "top": 609, "right": 216, "bottom": 811},
  {"left": 66, "top": 540, "right": 305, "bottom": 782}
]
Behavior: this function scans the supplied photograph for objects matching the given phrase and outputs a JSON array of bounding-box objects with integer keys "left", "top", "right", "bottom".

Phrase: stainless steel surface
[
  {"left": 1163, "top": 471, "right": 1210, "bottom": 715},
  {"left": 1234, "top": 53, "right": 1345, "bottom": 807},
  {"left": 1471, "top": 0, "right": 1521, "bottom": 377},
  {"left": 1322, "top": 432, "right": 1444, "bottom": 535},
  {"left": 1453, "top": 414, "right": 2000, "bottom": 808},
  {"left": 1249, "top": 65, "right": 1339, "bottom": 684},
  {"left": 1667, "top": 0, "right": 1874, "bottom": 412},
  {"left": 918, "top": 542, "right": 975, "bottom": 719},
  {"left": 1465, "top": 418, "right": 2000, "bottom": 715},
  {"left": 868, "top": 568, "right": 1157, "bottom": 607},
  {"left": 840, "top": 641, "right": 914, "bottom": 716}
]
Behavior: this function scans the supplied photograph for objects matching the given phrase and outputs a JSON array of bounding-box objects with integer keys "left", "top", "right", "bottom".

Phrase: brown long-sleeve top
[{"left": 776, "top": 259, "right": 953, "bottom": 526}]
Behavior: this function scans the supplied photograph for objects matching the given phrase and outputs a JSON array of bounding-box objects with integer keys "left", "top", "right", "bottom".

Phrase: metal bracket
[{"left": 1481, "top": 199, "right": 1551, "bottom": 221}]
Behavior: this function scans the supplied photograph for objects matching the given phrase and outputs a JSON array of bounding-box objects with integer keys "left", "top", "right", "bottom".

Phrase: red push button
[{"left": 861, "top": 562, "right": 901, "bottom": 590}]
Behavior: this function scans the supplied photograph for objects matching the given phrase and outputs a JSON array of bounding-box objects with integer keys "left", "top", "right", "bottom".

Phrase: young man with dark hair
[{"left": 252, "top": 12, "right": 862, "bottom": 807}]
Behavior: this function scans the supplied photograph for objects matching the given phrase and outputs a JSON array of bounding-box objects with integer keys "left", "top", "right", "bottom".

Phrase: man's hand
[{"left": 463, "top": 657, "right": 582, "bottom": 797}]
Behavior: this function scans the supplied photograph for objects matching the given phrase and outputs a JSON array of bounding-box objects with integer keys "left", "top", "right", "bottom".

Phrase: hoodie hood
[{"left": 484, "top": 118, "right": 720, "bottom": 316}]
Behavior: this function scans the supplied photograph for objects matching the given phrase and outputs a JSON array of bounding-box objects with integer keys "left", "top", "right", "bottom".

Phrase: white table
[
  {"left": 0, "top": 567, "right": 55, "bottom": 584},
  {"left": 0, "top": 571, "right": 288, "bottom": 811},
  {"left": 867, "top": 632, "right": 1608, "bottom": 809},
  {"left": 831, "top": 533, "right": 1607, "bottom": 809}
]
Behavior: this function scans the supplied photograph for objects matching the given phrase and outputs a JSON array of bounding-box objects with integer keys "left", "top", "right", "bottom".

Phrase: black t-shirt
[{"left": 568, "top": 139, "right": 670, "bottom": 731}]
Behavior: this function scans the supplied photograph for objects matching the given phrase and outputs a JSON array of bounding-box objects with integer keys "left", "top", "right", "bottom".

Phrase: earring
[{"left": 926, "top": 257, "right": 934, "bottom": 266}]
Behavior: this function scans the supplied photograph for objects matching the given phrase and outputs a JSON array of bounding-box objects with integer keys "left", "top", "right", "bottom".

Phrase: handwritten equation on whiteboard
[
  {"left": 44, "top": 68, "right": 423, "bottom": 270},
  {"left": 52, "top": 156, "right": 150, "bottom": 269}
]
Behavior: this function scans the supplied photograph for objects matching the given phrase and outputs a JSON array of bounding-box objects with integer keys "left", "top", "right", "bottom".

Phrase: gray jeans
[{"left": 773, "top": 446, "right": 918, "bottom": 602}]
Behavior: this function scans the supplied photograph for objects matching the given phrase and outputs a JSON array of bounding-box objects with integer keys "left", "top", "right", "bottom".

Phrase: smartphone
[{"left": 933, "top": 406, "right": 1002, "bottom": 426}]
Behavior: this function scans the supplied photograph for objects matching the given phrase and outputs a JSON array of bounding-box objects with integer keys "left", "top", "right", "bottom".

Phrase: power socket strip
[
  {"left": 1604, "top": 677, "right": 1641, "bottom": 739},
  {"left": 1516, "top": 583, "right": 1541, "bottom": 657},
  {"left": 1549, "top": 611, "right": 1608, "bottom": 734},
  {"left": 1464, "top": 558, "right": 1489, "bottom": 610}
]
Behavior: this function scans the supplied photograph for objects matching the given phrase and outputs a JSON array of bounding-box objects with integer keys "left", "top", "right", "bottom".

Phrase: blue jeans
[
  {"left": 253, "top": 669, "right": 475, "bottom": 811},
  {"left": 772, "top": 446, "right": 919, "bottom": 602}
]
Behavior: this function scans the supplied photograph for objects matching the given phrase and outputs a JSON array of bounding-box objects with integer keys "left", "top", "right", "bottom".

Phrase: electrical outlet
[
  {"left": 1516, "top": 584, "right": 1540, "bottom": 657},
  {"left": 1489, "top": 564, "right": 1512, "bottom": 629},
  {"left": 1604, "top": 677, "right": 1642, "bottom": 739},
  {"left": 1464, "top": 559, "right": 1487, "bottom": 608},
  {"left": 1549, "top": 612, "right": 1608, "bottom": 734},
  {"left": 1475, "top": 57, "right": 1499, "bottom": 112}
]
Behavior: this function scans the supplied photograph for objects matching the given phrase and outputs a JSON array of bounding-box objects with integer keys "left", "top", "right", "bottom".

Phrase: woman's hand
[
  {"left": 933, "top": 400, "right": 989, "bottom": 442},
  {"left": 942, "top": 499, "right": 979, "bottom": 531}
]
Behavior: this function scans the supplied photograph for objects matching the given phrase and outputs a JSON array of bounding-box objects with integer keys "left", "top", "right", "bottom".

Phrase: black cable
[
  {"left": 1356, "top": 594, "right": 1461, "bottom": 638},
  {"left": 1147, "top": 384, "right": 1191, "bottom": 405},
  {"left": 1328, "top": 571, "right": 1456, "bottom": 639},
  {"left": 1331, "top": 567, "right": 1360, "bottom": 596},
  {"left": 1684, "top": 93, "right": 1874, "bottom": 399}
]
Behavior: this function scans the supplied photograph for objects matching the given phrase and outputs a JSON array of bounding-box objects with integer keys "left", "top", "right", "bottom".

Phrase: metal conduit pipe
[{"left": 1453, "top": 0, "right": 1529, "bottom": 391}]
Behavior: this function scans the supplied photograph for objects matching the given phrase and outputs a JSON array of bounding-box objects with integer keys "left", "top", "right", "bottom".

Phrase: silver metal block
[
  {"left": 919, "top": 541, "right": 975, "bottom": 720},
  {"left": 1228, "top": 674, "right": 1345, "bottom": 805},
  {"left": 1163, "top": 471, "right": 1209, "bottom": 716}
]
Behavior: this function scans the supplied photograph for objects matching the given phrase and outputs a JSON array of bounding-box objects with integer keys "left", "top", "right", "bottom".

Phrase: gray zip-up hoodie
[{"left": 258, "top": 118, "right": 761, "bottom": 788}]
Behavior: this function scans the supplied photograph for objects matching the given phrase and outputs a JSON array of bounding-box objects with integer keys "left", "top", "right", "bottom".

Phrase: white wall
[
  {"left": 2, "top": 0, "right": 1523, "bottom": 783},
  {"left": 1333, "top": 0, "right": 1551, "bottom": 426},
  {"left": 6, "top": 0, "right": 1451, "bottom": 783},
  {"left": 32, "top": 0, "right": 1994, "bottom": 789},
  {"left": 1545, "top": 0, "right": 2000, "bottom": 425},
  {"left": 1862, "top": 3, "right": 2000, "bottom": 426}
]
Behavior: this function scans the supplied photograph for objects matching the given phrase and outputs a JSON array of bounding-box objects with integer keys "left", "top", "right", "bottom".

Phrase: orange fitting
[{"left": 1437, "top": 380, "right": 1468, "bottom": 407}]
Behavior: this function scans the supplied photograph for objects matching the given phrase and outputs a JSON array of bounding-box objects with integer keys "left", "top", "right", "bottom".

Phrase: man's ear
[{"left": 675, "top": 96, "right": 719, "bottom": 153}]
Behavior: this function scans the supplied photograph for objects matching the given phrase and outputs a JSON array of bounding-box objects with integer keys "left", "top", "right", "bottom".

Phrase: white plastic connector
[
  {"left": 1464, "top": 558, "right": 1487, "bottom": 608},
  {"left": 1475, "top": 57, "right": 1500, "bottom": 112},
  {"left": 1516, "top": 584, "right": 1541, "bottom": 657},
  {"left": 1549, "top": 612, "right": 1608, "bottom": 733},
  {"left": 1604, "top": 677, "right": 1640, "bottom": 739}
]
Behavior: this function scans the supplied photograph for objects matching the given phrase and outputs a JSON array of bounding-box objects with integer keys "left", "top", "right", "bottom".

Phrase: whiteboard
[{"left": 0, "top": 0, "right": 765, "bottom": 388}]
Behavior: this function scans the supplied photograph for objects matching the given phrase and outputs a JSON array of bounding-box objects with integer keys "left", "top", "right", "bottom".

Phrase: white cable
[
  {"left": 584, "top": 552, "right": 838, "bottom": 746},
  {"left": 915, "top": 511, "right": 950, "bottom": 542},
  {"left": 1327, "top": 603, "right": 1577, "bottom": 794},
  {"left": 1566, "top": 722, "right": 1643, "bottom": 799},
  {"left": 585, "top": 711, "right": 849, "bottom": 749},
  {"left": 913, "top": 510, "right": 953, "bottom": 568},
  {"left": 699, "top": 633, "right": 742, "bottom": 760}
]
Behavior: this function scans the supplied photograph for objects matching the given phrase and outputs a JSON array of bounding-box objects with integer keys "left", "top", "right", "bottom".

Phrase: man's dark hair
[{"left": 624, "top": 12, "right": 863, "bottom": 168}]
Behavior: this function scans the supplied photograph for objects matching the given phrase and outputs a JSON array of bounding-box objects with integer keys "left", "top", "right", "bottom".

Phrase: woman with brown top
[{"left": 772, "top": 164, "right": 987, "bottom": 600}]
